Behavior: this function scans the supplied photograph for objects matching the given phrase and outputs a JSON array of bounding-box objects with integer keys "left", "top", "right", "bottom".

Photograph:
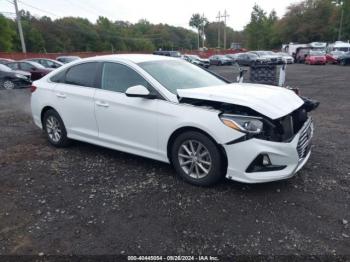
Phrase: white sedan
[{"left": 31, "top": 54, "right": 315, "bottom": 186}]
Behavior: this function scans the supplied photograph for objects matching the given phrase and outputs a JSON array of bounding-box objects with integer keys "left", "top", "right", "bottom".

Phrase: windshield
[
  {"left": 334, "top": 47, "right": 350, "bottom": 52},
  {"left": 0, "top": 64, "right": 12, "bottom": 72},
  {"left": 331, "top": 51, "right": 344, "bottom": 55},
  {"left": 138, "top": 60, "right": 226, "bottom": 94}
]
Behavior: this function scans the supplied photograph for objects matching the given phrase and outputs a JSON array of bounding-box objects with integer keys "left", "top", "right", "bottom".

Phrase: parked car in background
[
  {"left": 326, "top": 51, "right": 344, "bottom": 64},
  {"left": 209, "top": 55, "right": 233, "bottom": 66},
  {"left": 327, "top": 41, "right": 350, "bottom": 53},
  {"left": 153, "top": 51, "right": 182, "bottom": 58},
  {"left": 235, "top": 53, "right": 268, "bottom": 66},
  {"left": 277, "top": 52, "right": 294, "bottom": 64},
  {"left": 225, "top": 53, "right": 239, "bottom": 62},
  {"left": 56, "top": 56, "right": 81, "bottom": 64},
  {"left": 250, "top": 51, "right": 283, "bottom": 64},
  {"left": 183, "top": 55, "right": 210, "bottom": 68},
  {"left": 6, "top": 61, "right": 54, "bottom": 80},
  {"left": 0, "top": 64, "right": 31, "bottom": 89},
  {"left": 0, "top": 58, "right": 14, "bottom": 65},
  {"left": 31, "top": 54, "right": 317, "bottom": 186},
  {"left": 295, "top": 48, "right": 311, "bottom": 63},
  {"left": 305, "top": 50, "right": 326, "bottom": 65},
  {"left": 337, "top": 52, "right": 350, "bottom": 66},
  {"left": 26, "top": 58, "right": 63, "bottom": 69}
]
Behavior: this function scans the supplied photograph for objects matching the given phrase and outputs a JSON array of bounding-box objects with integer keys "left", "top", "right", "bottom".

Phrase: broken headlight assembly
[{"left": 220, "top": 114, "right": 264, "bottom": 135}]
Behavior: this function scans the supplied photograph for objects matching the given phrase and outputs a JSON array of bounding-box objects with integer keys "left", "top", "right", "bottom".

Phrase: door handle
[
  {"left": 96, "top": 101, "right": 109, "bottom": 108},
  {"left": 56, "top": 93, "right": 66, "bottom": 98}
]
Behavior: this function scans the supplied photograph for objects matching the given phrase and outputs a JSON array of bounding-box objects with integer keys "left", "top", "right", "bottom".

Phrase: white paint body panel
[
  {"left": 177, "top": 83, "right": 304, "bottom": 120},
  {"left": 31, "top": 54, "right": 312, "bottom": 184}
]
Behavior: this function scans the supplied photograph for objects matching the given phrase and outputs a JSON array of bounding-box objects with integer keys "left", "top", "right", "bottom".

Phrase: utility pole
[
  {"left": 216, "top": 11, "right": 221, "bottom": 49},
  {"left": 13, "top": 0, "right": 26, "bottom": 53},
  {"left": 202, "top": 13, "right": 205, "bottom": 48},
  {"left": 338, "top": 2, "right": 344, "bottom": 40},
  {"left": 222, "top": 10, "right": 229, "bottom": 49},
  {"left": 332, "top": 0, "right": 344, "bottom": 41}
]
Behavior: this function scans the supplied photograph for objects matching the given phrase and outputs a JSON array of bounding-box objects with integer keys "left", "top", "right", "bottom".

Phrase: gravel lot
[{"left": 0, "top": 64, "right": 349, "bottom": 258}]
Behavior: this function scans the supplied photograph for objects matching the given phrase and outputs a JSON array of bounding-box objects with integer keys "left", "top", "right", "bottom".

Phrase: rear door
[
  {"left": 52, "top": 62, "right": 99, "bottom": 140},
  {"left": 94, "top": 62, "right": 160, "bottom": 159}
]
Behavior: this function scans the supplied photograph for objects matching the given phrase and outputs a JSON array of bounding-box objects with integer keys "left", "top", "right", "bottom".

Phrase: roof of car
[{"left": 81, "top": 54, "right": 177, "bottom": 63}]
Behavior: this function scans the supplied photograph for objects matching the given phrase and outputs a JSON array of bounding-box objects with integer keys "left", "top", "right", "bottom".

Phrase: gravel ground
[{"left": 0, "top": 64, "right": 349, "bottom": 258}]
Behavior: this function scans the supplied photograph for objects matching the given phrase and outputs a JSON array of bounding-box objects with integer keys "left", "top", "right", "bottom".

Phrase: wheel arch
[
  {"left": 41, "top": 106, "right": 58, "bottom": 125},
  {"left": 166, "top": 126, "right": 228, "bottom": 169}
]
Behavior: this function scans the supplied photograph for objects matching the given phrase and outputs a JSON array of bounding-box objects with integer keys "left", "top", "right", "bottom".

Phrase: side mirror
[{"left": 125, "top": 85, "right": 157, "bottom": 99}]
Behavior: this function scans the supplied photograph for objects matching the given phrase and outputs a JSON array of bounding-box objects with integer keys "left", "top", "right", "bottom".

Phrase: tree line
[
  {"left": 244, "top": 0, "right": 350, "bottom": 50},
  {"left": 0, "top": 11, "right": 198, "bottom": 53},
  {"left": 0, "top": 0, "right": 349, "bottom": 53}
]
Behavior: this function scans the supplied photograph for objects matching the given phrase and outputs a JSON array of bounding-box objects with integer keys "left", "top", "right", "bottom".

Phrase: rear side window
[
  {"left": 7, "top": 63, "right": 18, "bottom": 70},
  {"left": 65, "top": 62, "right": 97, "bottom": 87},
  {"left": 21, "top": 62, "right": 34, "bottom": 71},
  {"left": 50, "top": 70, "right": 67, "bottom": 83},
  {"left": 101, "top": 62, "right": 150, "bottom": 93}
]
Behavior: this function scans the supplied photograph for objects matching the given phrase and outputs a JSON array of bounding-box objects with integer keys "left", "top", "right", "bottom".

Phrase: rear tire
[
  {"left": 42, "top": 109, "right": 71, "bottom": 147},
  {"left": 171, "top": 131, "right": 225, "bottom": 186}
]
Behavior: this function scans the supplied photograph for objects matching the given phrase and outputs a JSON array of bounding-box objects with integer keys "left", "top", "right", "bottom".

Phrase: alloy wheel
[
  {"left": 46, "top": 116, "right": 62, "bottom": 143},
  {"left": 3, "top": 80, "right": 15, "bottom": 90},
  {"left": 178, "top": 139, "right": 212, "bottom": 179}
]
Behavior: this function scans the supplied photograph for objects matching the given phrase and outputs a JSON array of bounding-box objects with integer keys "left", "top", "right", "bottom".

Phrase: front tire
[
  {"left": 171, "top": 131, "right": 225, "bottom": 186},
  {"left": 43, "top": 109, "right": 70, "bottom": 147}
]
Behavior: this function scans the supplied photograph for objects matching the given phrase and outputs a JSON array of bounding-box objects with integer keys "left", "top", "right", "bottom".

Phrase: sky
[{"left": 0, "top": 0, "right": 301, "bottom": 31}]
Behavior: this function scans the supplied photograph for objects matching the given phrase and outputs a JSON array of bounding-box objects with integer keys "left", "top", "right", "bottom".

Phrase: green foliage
[
  {"left": 2, "top": 11, "right": 197, "bottom": 53},
  {"left": 189, "top": 13, "right": 208, "bottom": 48},
  {"left": 204, "top": 22, "right": 245, "bottom": 48},
  {"left": 244, "top": 5, "right": 278, "bottom": 49},
  {"left": 0, "top": 14, "right": 16, "bottom": 51},
  {"left": 243, "top": 0, "right": 350, "bottom": 50}
]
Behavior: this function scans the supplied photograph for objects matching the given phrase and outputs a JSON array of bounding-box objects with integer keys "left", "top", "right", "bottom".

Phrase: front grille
[{"left": 297, "top": 118, "right": 313, "bottom": 159}]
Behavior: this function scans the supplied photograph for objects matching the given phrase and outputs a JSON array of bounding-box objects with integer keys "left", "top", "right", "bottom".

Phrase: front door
[{"left": 94, "top": 62, "right": 160, "bottom": 160}]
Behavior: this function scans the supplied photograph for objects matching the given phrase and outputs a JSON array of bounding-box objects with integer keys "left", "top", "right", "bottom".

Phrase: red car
[
  {"left": 305, "top": 51, "right": 326, "bottom": 65},
  {"left": 326, "top": 51, "right": 344, "bottom": 64},
  {"left": 5, "top": 61, "right": 54, "bottom": 80}
]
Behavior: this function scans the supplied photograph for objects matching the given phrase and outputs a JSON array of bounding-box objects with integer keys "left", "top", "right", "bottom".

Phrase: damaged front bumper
[{"left": 223, "top": 117, "right": 314, "bottom": 183}]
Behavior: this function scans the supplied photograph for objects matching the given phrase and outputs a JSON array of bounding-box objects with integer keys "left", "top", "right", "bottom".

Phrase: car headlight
[{"left": 220, "top": 114, "right": 263, "bottom": 134}]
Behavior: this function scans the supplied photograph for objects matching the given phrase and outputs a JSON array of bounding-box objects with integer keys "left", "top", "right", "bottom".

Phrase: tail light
[{"left": 30, "top": 85, "right": 37, "bottom": 93}]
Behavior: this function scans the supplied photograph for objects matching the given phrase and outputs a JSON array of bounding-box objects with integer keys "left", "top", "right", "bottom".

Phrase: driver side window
[{"left": 101, "top": 62, "right": 151, "bottom": 93}]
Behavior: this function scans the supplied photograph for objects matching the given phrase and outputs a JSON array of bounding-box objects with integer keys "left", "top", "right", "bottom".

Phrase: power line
[{"left": 17, "top": 0, "right": 59, "bottom": 17}]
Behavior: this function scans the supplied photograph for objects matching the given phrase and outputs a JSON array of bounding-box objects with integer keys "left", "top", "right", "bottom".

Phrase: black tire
[
  {"left": 340, "top": 60, "right": 346, "bottom": 66},
  {"left": 218, "top": 61, "right": 222, "bottom": 66},
  {"left": 42, "top": 109, "right": 71, "bottom": 147},
  {"left": 171, "top": 131, "right": 225, "bottom": 186}
]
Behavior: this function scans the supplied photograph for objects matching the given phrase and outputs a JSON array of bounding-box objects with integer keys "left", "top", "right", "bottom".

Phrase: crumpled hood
[{"left": 177, "top": 83, "right": 304, "bottom": 120}]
